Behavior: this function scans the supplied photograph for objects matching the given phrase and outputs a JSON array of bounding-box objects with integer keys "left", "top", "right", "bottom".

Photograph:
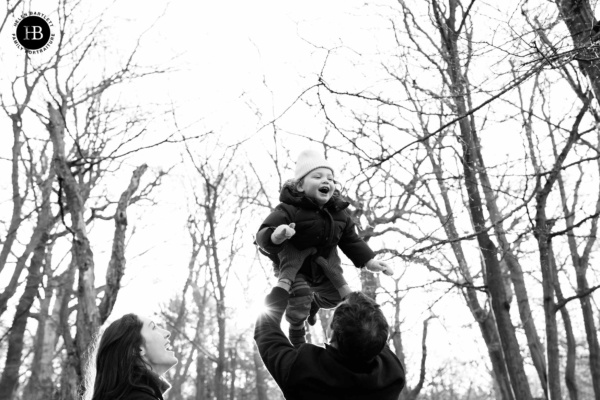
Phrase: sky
[
  {"left": 92, "top": 0, "right": 400, "bottom": 312},
  {"left": 0, "top": 0, "right": 425, "bottom": 342}
]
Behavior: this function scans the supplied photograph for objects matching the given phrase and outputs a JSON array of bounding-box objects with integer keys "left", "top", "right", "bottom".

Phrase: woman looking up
[{"left": 87, "top": 313, "right": 178, "bottom": 400}]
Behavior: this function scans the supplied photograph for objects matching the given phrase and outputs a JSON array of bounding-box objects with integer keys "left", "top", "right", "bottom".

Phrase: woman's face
[{"left": 139, "top": 316, "right": 178, "bottom": 375}]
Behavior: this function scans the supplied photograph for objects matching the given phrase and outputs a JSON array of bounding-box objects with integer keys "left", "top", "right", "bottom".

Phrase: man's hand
[
  {"left": 365, "top": 259, "right": 393, "bottom": 276},
  {"left": 271, "top": 223, "right": 296, "bottom": 244}
]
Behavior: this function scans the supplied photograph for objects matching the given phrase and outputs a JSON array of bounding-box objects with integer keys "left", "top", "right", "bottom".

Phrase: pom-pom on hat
[{"left": 294, "top": 149, "right": 335, "bottom": 180}]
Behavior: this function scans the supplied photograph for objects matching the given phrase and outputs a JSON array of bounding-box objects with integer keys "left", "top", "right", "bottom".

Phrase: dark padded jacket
[
  {"left": 121, "top": 388, "right": 163, "bottom": 400},
  {"left": 254, "top": 287, "right": 405, "bottom": 400},
  {"left": 256, "top": 186, "right": 375, "bottom": 281},
  {"left": 100, "top": 373, "right": 168, "bottom": 400}
]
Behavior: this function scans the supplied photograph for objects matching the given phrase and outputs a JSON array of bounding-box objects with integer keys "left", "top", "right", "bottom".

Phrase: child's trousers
[{"left": 285, "top": 274, "right": 342, "bottom": 329}]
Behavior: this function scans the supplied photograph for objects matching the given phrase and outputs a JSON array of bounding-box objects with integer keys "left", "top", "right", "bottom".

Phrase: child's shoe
[{"left": 307, "top": 300, "right": 320, "bottom": 326}]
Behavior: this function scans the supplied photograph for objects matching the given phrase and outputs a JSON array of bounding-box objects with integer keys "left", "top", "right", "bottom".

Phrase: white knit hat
[{"left": 294, "top": 149, "right": 334, "bottom": 180}]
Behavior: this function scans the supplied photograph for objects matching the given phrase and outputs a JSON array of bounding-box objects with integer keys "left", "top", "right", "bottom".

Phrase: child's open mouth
[{"left": 318, "top": 186, "right": 330, "bottom": 194}]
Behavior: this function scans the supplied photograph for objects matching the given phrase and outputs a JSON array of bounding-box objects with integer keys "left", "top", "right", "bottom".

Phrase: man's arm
[{"left": 253, "top": 286, "right": 297, "bottom": 388}]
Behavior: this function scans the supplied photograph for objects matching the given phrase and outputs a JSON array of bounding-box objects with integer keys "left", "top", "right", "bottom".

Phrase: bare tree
[
  {"left": 162, "top": 223, "right": 205, "bottom": 400},
  {"left": 0, "top": 2, "right": 173, "bottom": 398},
  {"left": 528, "top": 5, "right": 600, "bottom": 395},
  {"left": 0, "top": 168, "right": 55, "bottom": 399},
  {"left": 385, "top": 277, "right": 430, "bottom": 400},
  {"left": 21, "top": 261, "right": 66, "bottom": 400},
  {"left": 554, "top": 0, "right": 600, "bottom": 103},
  {"left": 253, "top": 344, "right": 271, "bottom": 400},
  {"left": 185, "top": 143, "right": 248, "bottom": 400}
]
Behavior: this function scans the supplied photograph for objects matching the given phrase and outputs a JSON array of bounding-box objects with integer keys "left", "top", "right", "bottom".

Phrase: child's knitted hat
[{"left": 294, "top": 149, "right": 334, "bottom": 180}]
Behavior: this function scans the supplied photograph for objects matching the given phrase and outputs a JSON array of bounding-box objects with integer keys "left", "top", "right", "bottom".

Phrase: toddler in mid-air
[{"left": 256, "top": 149, "right": 393, "bottom": 347}]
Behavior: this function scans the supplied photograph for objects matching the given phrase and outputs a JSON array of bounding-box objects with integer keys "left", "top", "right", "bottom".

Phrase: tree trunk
[
  {"left": 215, "top": 301, "right": 226, "bottom": 400},
  {"left": 317, "top": 308, "right": 333, "bottom": 342},
  {"left": 48, "top": 103, "right": 99, "bottom": 393},
  {"left": 554, "top": 0, "right": 600, "bottom": 104},
  {"left": 423, "top": 138, "right": 515, "bottom": 400},
  {"left": 0, "top": 169, "right": 54, "bottom": 399},
  {"left": 98, "top": 164, "right": 148, "bottom": 323},
  {"left": 0, "top": 168, "right": 56, "bottom": 319},
  {"left": 0, "top": 114, "right": 24, "bottom": 274},
  {"left": 228, "top": 347, "right": 237, "bottom": 400},
  {"left": 430, "top": 1, "right": 532, "bottom": 397},
  {"left": 58, "top": 260, "right": 79, "bottom": 400},
  {"left": 253, "top": 345, "right": 270, "bottom": 400},
  {"left": 0, "top": 49, "right": 43, "bottom": 274},
  {"left": 400, "top": 318, "right": 430, "bottom": 400},
  {"left": 359, "top": 268, "right": 380, "bottom": 299},
  {"left": 552, "top": 130, "right": 599, "bottom": 400},
  {"left": 532, "top": 105, "right": 585, "bottom": 399},
  {"left": 23, "top": 269, "right": 63, "bottom": 400},
  {"left": 0, "top": 214, "right": 57, "bottom": 317},
  {"left": 189, "top": 282, "right": 210, "bottom": 400},
  {"left": 472, "top": 127, "right": 548, "bottom": 396},
  {"left": 203, "top": 172, "right": 229, "bottom": 400},
  {"left": 0, "top": 230, "right": 49, "bottom": 399},
  {"left": 346, "top": 203, "right": 381, "bottom": 299},
  {"left": 195, "top": 353, "right": 209, "bottom": 400},
  {"left": 168, "top": 342, "right": 197, "bottom": 400},
  {"left": 550, "top": 245, "right": 579, "bottom": 400},
  {"left": 462, "top": 117, "right": 531, "bottom": 400},
  {"left": 391, "top": 281, "right": 404, "bottom": 366},
  {"left": 167, "top": 261, "right": 202, "bottom": 400},
  {"left": 534, "top": 212, "right": 561, "bottom": 400},
  {"left": 576, "top": 263, "right": 600, "bottom": 399}
]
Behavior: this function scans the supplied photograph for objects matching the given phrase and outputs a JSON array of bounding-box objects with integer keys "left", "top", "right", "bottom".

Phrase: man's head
[{"left": 330, "top": 292, "right": 389, "bottom": 362}]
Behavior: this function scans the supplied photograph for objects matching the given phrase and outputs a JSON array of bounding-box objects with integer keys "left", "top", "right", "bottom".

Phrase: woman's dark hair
[
  {"left": 331, "top": 292, "right": 389, "bottom": 362},
  {"left": 88, "top": 313, "right": 162, "bottom": 400}
]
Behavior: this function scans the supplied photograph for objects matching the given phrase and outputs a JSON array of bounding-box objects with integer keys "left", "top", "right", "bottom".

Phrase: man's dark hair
[{"left": 331, "top": 292, "right": 389, "bottom": 362}]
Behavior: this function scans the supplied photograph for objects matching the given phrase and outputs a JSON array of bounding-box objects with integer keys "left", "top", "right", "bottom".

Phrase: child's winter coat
[{"left": 256, "top": 185, "right": 374, "bottom": 282}]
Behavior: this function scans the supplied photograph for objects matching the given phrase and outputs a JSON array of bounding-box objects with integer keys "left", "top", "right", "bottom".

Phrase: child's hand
[
  {"left": 271, "top": 223, "right": 296, "bottom": 244},
  {"left": 365, "top": 259, "right": 393, "bottom": 276}
]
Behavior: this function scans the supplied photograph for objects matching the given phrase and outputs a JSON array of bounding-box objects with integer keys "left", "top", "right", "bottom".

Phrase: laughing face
[
  {"left": 297, "top": 167, "right": 335, "bottom": 206},
  {"left": 139, "top": 316, "right": 178, "bottom": 375}
]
